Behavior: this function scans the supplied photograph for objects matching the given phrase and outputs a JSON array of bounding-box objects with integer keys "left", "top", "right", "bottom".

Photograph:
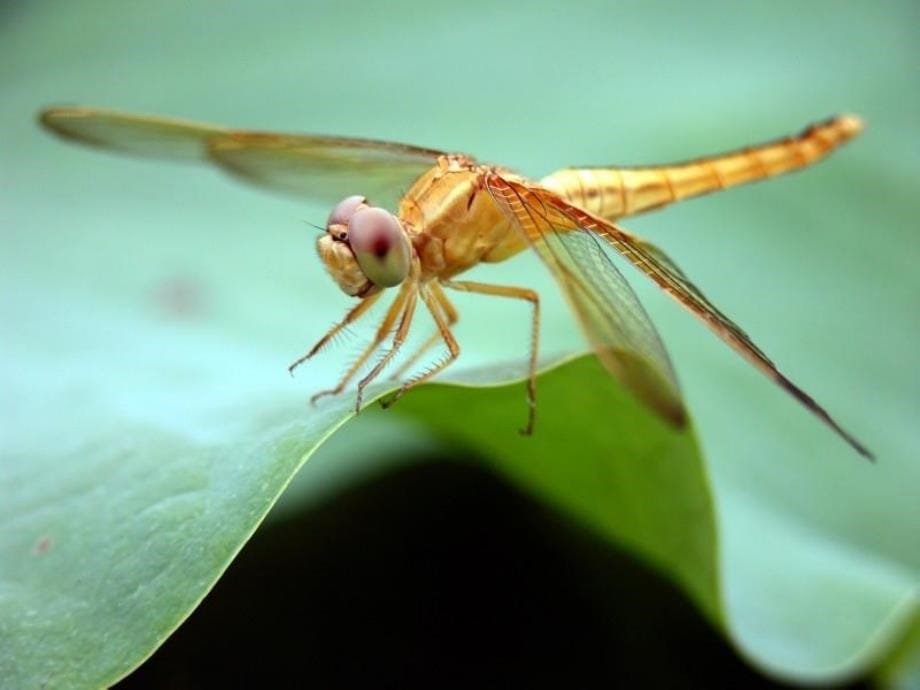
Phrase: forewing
[
  {"left": 492, "top": 176, "right": 872, "bottom": 459},
  {"left": 39, "top": 106, "right": 445, "bottom": 208},
  {"left": 39, "top": 106, "right": 226, "bottom": 160},
  {"left": 208, "top": 133, "right": 444, "bottom": 209},
  {"left": 486, "top": 174, "right": 687, "bottom": 428}
]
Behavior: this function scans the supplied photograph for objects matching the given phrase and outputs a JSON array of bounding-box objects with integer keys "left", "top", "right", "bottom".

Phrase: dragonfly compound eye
[
  {"left": 326, "top": 195, "right": 367, "bottom": 240},
  {"left": 347, "top": 207, "right": 411, "bottom": 287}
]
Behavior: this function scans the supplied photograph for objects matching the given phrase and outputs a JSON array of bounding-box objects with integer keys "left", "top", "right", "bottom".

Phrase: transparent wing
[
  {"left": 39, "top": 106, "right": 446, "bottom": 208},
  {"left": 207, "top": 132, "right": 444, "bottom": 209},
  {"left": 486, "top": 174, "right": 687, "bottom": 428},
  {"left": 489, "top": 174, "right": 873, "bottom": 459},
  {"left": 39, "top": 106, "right": 230, "bottom": 160}
]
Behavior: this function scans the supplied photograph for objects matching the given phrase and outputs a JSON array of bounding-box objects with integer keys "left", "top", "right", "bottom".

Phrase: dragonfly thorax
[{"left": 317, "top": 195, "right": 412, "bottom": 297}]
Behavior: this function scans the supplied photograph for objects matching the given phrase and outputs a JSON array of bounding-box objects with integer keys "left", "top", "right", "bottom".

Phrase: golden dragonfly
[{"left": 39, "top": 106, "right": 872, "bottom": 459}]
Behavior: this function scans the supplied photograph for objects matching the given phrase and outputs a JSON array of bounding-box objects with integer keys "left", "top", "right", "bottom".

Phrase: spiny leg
[
  {"left": 444, "top": 280, "right": 540, "bottom": 435},
  {"left": 383, "top": 285, "right": 461, "bottom": 408},
  {"left": 354, "top": 289, "right": 419, "bottom": 411},
  {"left": 288, "top": 289, "right": 383, "bottom": 375},
  {"left": 310, "top": 284, "right": 411, "bottom": 405},
  {"left": 389, "top": 281, "right": 459, "bottom": 381}
]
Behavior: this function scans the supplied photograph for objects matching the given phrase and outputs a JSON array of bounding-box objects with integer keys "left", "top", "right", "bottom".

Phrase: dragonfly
[{"left": 39, "top": 106, "right": 873, "bottom": 460}]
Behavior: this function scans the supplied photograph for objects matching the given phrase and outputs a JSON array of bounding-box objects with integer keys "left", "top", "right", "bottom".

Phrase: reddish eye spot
[
  {"left": 348, "top": 207, "right": 410, "bottom": 287},
  {"left": 372, "top": 235, "right": 391, "bottom": 258},
  {"left": 348, "top": 207, "right": 398, "bottom": 256}
]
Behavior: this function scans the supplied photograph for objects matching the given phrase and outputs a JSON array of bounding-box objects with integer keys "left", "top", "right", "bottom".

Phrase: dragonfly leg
[
  {"left": 309, "top": 284, "right": 411, "bottom": 406},
  {"left": 388, "top": 282, "right": 458, "bottom": 381},
  {"left": 353, "top": 289, "right": 419, "bottom": 412},
  {"left": 443, "top": 280, "right": 540, "bottom": 435},
  {"left": 382, "top": 284, "right": 461, "bottom": 408},
  {"left": 288, "top": 288, "right": 383, "bottom": 375}
]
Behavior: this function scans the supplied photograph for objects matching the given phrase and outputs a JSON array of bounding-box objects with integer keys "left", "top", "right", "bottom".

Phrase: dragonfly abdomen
[{"left": 540, "top": 114, "right": 863, "bottom": 221}]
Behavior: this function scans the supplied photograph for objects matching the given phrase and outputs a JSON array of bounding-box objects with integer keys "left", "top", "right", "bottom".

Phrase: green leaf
[
  {"left": 877, "top": 618, "right": 920, "bottom": 690},
  {"left": 0, "top": 355, "right": 715, "bottom": 689},
  {"left": 393, "top": 358, "right": 720, "bottom": 622},
  {"left": 4, "top": 1, "right": 919, "bottom": 687},
  {"left": 1, "top": 399, "right": 354, "bottom": 689}
]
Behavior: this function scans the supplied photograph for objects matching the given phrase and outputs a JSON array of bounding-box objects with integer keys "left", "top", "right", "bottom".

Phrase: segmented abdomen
[{"left": 539, "top": 115, "right": 863, "bottom": 221}]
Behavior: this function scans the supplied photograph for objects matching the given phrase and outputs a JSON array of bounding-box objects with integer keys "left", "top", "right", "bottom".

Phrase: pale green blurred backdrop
[{"left": 3, "top": 0, "right": 918, "bottom": 683}]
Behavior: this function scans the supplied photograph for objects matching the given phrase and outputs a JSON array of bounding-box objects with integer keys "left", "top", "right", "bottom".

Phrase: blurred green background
[{"left": 3, "top": 1, "right": 918, "bottom": 687}]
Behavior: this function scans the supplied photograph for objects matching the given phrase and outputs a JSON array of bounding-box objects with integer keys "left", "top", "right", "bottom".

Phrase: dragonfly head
[{"left": 317, "top": 195, "right": 412, "bottom": 297}]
